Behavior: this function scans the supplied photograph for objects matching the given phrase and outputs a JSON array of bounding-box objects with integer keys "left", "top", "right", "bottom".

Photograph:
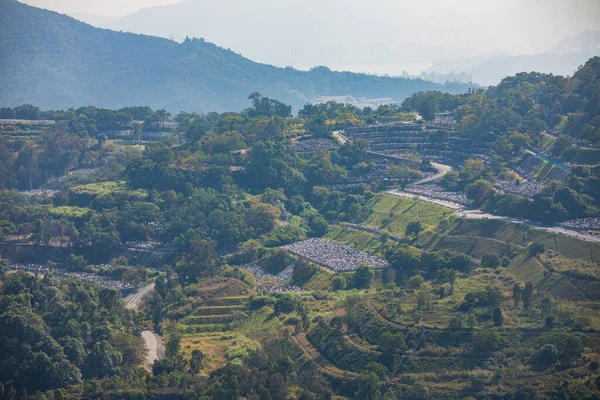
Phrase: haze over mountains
[
  {"left": 429, "top": 31, "right": 600, "bottom": 86},
  {"left": 0, "top": 0, "right": 471, "bottom": 113},
  {"left": 73, "top": 0, "right": 600, "bottom": 85}
]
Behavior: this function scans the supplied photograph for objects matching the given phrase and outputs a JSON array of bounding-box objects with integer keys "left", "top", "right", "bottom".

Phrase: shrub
[
  {"left": 528, "top": 242, "right": 545, "bottom": 256},
  {"left": 354, "top": 265, "right": 374, "bottom": 289},
  {"left": 407, "top": 275, "right": 424, "bottom": 288},
  {"left": 274, "top": 294, "right": 296, "bottom": 314},
  {"left": 331, "top": 275, "right": 348, "bottom": 291},
  {"left": 481, "top": 253, "right": 501, "bottom": 268}
]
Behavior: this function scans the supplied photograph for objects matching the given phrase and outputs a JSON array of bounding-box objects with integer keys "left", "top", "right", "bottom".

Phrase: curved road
[
  {"left": 415, "top": 162, "right": 452, "bottom": 184},
  {"left": 141, "top": 331, "right": 165, "bottom": 369},
  {"left": 329, "top": 130, "right": 596, "bottom": 244},
  {"left": 123, "top": 283, "right": 164, "bottom": 369},
  {"left": 123, "top": 283, "right": 155, "bottom": 310}
]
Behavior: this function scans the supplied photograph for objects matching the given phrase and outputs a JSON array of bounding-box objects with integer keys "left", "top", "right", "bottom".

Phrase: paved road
[
  {"left": 384, "top": 191, "right": 600, "bottom": 245},
  {"left": 123, "top": 283, "right": 155, "bottom": 311},
  {"left": 332, "top": 130, "right": 348, "bottom": 144},
  {"left": 415, "top": 162, "right": 452, "bottom": 185},
  {"left": 123, "top": 284, "right": 164, "bottom": 369},
  {"left": 141, "top": 331, "right": 164, "bottom": 369},
  {"left": 460, "top": 209, "right": 600, "bottom": 244}
]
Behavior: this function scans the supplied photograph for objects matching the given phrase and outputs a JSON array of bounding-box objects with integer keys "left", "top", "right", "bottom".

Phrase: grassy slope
[{"left": 356, "top": 194, "right": 600, "bottom": 263}]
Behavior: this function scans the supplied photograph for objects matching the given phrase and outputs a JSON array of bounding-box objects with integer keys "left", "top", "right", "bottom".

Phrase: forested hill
[{"left": 0, "top": 0, "right": 471, "bottom": 113}]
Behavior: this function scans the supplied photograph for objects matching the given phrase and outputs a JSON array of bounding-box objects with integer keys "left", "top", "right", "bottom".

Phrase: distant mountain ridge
[
  {"left": 549, "top": 31, "right": 600, "bottom": 54},
  {"left": 0, "top": 0, "right": 471, "bottom": 113},
  {"left": 426, "top": 32, "right": 600, "bottom": 86}
]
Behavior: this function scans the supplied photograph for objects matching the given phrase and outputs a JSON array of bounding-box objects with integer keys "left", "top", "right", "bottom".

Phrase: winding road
[
  {"left": 330, "top": 129, "right": 598, "bottom": 245},
  {"left": 415, "top": 162, "right": 453, "bottom": 184},
  {"left": 141, "top": 331, "right": 165, "bottom": 369},
  {"left": 123, "top": 283, "right": 164, "bottom": 369},
  {"left": 123, "top": 283, "right": 155, "bottom": 310}
]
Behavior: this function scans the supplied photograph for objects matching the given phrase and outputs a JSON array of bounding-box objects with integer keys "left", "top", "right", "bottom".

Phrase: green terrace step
[
  {"left": 184, "top": 324, "right": 229, "bottom": 334},
  {"left": 192, "top": 305, "right": 246, "bottom": 316},
  {"left": 185, "top": 314, "right": 236, "bottom": 325},
  {"left": 205, "top": 296, "right": 251, "bottom": 306}
]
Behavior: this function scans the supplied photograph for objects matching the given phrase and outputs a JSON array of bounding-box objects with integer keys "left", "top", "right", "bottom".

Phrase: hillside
[{"left": 0, "top": 0, "right": 470, "bottom": 112}]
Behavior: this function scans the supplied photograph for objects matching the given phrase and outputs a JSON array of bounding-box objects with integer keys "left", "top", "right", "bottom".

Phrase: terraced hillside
[
  {"left": 167, "top": 278, "right": 258, "bottom": 372},
  {"left": 354, "top": 193, "right": 600, "bottom": 263}
]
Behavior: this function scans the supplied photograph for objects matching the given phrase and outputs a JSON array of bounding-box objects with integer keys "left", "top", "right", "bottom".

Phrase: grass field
[
  {"left": 360, "top": 196, "right": 599, "bottom": 263},
  {"left": 303, "top": 268, "right": 334, "bottom": 291},
  {"left": 325, "top": 225, "right": 390, "bottom": 257},
  {"left": 507, "top": 254, "right": 545, "bottom": 284},
  {"left": 357, "top": 194, "right": 454, "bottom": 236},
  {"left": 69, "top": 180, "right": 148, "bottom": 198},
  {"left": 47, "top": 205, "right": 91, "bottom": 218}
]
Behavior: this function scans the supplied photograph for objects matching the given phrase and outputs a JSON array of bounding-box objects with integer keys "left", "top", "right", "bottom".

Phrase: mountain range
[
  {"left": 77, "top": 0, "right": 600, "bottom": 86},
  {"left": 0, "top": 0, "right": 472, "bottom": 113}
]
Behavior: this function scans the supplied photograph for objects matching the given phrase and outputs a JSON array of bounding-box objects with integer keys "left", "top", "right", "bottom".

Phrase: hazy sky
[
  {"left": 23, "top": 0, "right": 600, "bottom": 49},
  {"left": 21, "top": 0, "right": 182, "bottom": 16},
  {"left": 21, "top": 0, "right": 600, "bottom": 77}
]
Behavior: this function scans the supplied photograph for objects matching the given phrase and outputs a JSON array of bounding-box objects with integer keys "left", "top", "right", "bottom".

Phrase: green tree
[
  {"left": 111, "top": 332, "right": 147, "bottom": 366},
  {"left": 460, "top": 159, "right": 484, "bottom": 181},
  {"left": 246, "top": 202, "right": 281, "bottom": 234},
  {"left": 522, "top": 282, "right": 534, "bottom": 309},
  {"left": 417, "top": 292, "right": 434, "bottom": 310},
  {"left": 465, "top": 179, "right": 494, "bottom": 204},
  {"left": 274, "top": 294, "right": 296, "bottom": 314},
  {"left": 531, "top": 344, "right": 559, "bottom": 368},
  {"left": 405, "top": 221, "right": 422, "bottom": 237},
  {"left": 481, "top": 253, "right": 502, "bottom": 268},
  {"left": 473, "top": 331, "right": 507, "bottom": 354},
  {"left": 166, "top": 334, "right": 181, "bottom": 358},
  {"left": 449, "top": 313, "right": 465, "bottom": 329},
  {"left": 291, "top": 259, "right": 317, "bottom": 286},
  {"left": 0, "top": 255, "right": 8, "bottom": 276},
  {"left": 353, "top": 265, "right": 374, "bottom": 289},
  {"left": 331, "top": 275, "right": 348, "bottom": 291},
  {"left": 407, "top": 275, "right": 425, "bottom": 288},
  {"left": 185, "top": 122, "right": 206, "bottom": 144},
  {"left": 528, "top": 242, "right": 545, "bottom": 256},
  {"left": 97, "top": 133, "right": 108, "bottom": 148},
  {"left": 493, "top": 307, "right": 504, "bottom": 326},
  {"left": 175, "top": 238, "right": 217, "bottom": 282},
  {"left": 377, "top": 331, "right": 407, "bottom": 353},
  {"left": 513, "top": 283, "right": 523, "bottom": 307},
  {"left": 85, "top": 340, "right": 123, "bottom": 378},
  {"left": 189, "top": 349, "right": 203, "bottom": 374},
  {"left": 355, "top": 372, "right": 382, "bottom": 400},
  {"left": 485, "top": 285, "right": 504, "bottom": 311}
]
